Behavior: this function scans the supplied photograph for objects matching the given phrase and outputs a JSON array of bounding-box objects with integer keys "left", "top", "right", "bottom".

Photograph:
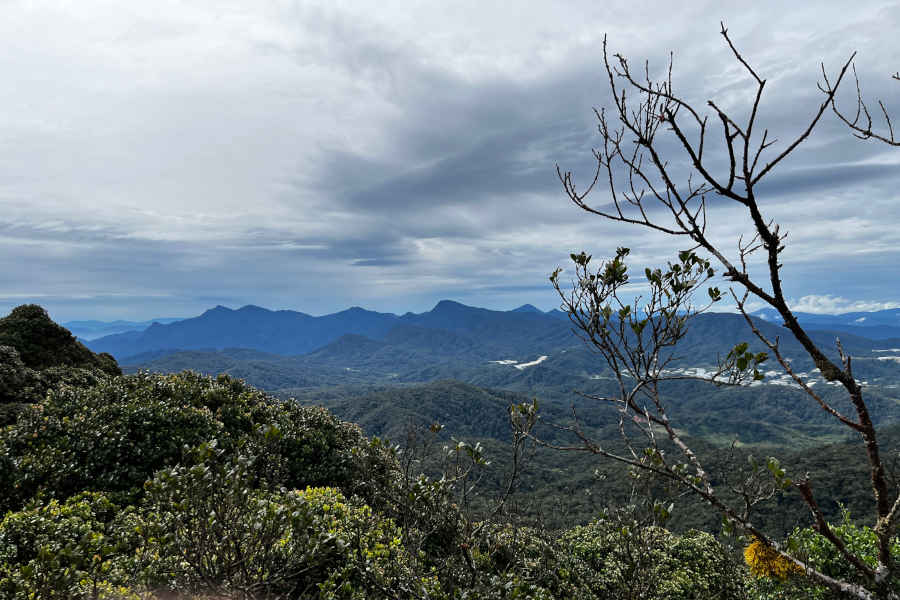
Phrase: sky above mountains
[{"left": 2, "top": 1, "right": 899, "bottom": 321}]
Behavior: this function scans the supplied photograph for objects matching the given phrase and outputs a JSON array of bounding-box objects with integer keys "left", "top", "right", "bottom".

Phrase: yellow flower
[{"left": 744, "top": 539, "right": 802, "bottom": 580}]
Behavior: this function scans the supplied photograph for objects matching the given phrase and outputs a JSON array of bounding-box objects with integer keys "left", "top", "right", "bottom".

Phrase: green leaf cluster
[{"left": 562, "top": 513, "right": 748, "bottom": 600}]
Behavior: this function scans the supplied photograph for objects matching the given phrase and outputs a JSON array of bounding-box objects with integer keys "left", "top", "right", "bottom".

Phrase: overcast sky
[{"left": 1, "top": 1, "right": 899, "bottom": 321}]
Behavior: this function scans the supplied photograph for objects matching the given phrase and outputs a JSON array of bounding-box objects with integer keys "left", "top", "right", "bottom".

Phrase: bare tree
[
  {"left": 825, "top": 62, "right": 900, "bottom": 146},
  {"left": 544, "top": 23, "right": 900, "bottom": 600}
]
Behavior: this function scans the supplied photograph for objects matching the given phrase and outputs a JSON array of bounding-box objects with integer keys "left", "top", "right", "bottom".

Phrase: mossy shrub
[
  {"left": 0, "top": 492, "right": 142, "bottom": 600},
  {"left": 562, "top": 516, "right": 748, "bottom": 600},
  {"left": 0, "top": 371, "right": 397, "bottom": 513},
  {"left": 141, "top": 447, "right": 439, "bottom": 599}
]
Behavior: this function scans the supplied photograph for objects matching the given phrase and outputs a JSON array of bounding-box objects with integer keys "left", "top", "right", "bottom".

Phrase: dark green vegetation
[
  {"left": 0, "top": 305, "right": 121, "bottom": 425},
  {"left": 2, "top": 305, "right": 790, "bottom": 599},
  {"left": 279, "top": 380, "right": 900, "bottom": 537},
  {"left": 0, "top": 305, "right": 120, "bottom": 375},
  {"left": 2, "top": 305, "right": 897, "bottom": 597},
  {"left": 114, "top": 302, "right": 900, "bottom": 534}
]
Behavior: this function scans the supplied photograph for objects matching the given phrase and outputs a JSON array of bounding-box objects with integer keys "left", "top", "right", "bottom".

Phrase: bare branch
[
  {"left": 797, "top": 479, "right": 877, "bottom": 579},
  {"left": 751, "top": 53, "right": 855, "bottom": 185},
  {"left": 827, "top": 60, "right": 900, "bottom": 145}
]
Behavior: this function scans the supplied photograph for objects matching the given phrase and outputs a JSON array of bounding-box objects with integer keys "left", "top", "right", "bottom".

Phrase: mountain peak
[
  {"left": 202, "top": 305, "right": 233, "bottom": 316},
  {"left": 431, "top": 300, "right": 470, "bottom": 312},
  {"left": 237, "top": 305, "right": 268, "bottom": 313},
  {"left": 511, "top": 304, "right": 543, "bottom": 314}
]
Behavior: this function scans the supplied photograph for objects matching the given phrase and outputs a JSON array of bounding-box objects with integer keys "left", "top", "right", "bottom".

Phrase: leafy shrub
[
  {"left": 468, "top": 523, "right": 594, "bottom": 600},
  {"left": 36, "top": 365, "right": 110, "bottom": 395},
  {"left": 0, "top": 402, "right": 27, "bottom": 427},
  {"left": 140, "top": 445, "right": 439, "bottom": 599},
  {"left": 0, "top": 346, "right": 38, "bottom": 405},
  {"left": 0, "top": 492, "right": 142, "bottom": 599},
  {"left": 0, "top": 373, "right": 224, "bottom": 511},
  {"left": 1, "top": 341, "right": 117, "bottom": 421},
  {"left": 562, "top": 512, "right": 748, "bottom": 600},
  {"left": 245, "top": 398, "right": 398, "bottom": 503},
  {"left": 0, "top": 371, "right": 397, "bottom": 513},
  {"left": 751, "top": 512, "right": 900, "bottom": 599}
]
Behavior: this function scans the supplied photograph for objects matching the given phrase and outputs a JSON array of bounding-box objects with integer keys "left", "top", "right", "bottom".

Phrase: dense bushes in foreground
[
  {"left": 0, "top": 367, "right": 756, "bottom": 599},
  {"left": 0, "top": 371, "right": 395, "bottom": 515},
  {"left": 0, "top": 351, "right": 889, "bottom": 597}
]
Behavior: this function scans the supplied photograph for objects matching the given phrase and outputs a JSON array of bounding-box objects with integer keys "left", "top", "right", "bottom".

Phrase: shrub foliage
[{"left": 3, "top": 304, "right": 874, "bottom": 599}]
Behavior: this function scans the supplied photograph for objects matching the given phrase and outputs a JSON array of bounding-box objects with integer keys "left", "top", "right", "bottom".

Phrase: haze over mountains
[{"left": 62, "top": 318, "right": 183, "bottom": 341}]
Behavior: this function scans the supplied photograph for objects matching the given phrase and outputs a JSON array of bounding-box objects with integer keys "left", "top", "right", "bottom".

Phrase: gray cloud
[{"left": 0, "top": 1, "right": 898, "bottom": 321}]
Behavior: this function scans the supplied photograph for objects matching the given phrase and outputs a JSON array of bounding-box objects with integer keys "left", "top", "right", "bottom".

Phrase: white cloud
[{"left": 788, "top": 295, "right": 900, "bottom": 314}]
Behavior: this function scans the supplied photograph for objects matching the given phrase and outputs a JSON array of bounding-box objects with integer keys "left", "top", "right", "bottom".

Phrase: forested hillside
[
  {"left": 108, "top": 300, "right": 900, "bottom": 534},
  {"left": 0, "top": 304, "right": 761, "bottom": 599},
  {"left": 3, "top": 305, "right": 898, "bottom": 598}
]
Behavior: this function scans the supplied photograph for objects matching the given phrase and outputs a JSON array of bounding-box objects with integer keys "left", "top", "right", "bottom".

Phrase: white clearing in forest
[{"left": 514, "top": 356, "right": 548, "bottom": 370}]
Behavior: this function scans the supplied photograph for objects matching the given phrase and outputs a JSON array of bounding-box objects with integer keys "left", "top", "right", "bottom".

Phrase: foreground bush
[
  {"left": 1, "top": 373, "right": 223, "bottom": 511},
  {"left": 139, "top": 446, "right": 440, "bottom": 599},
  {"left": 0, "top": 492, "right": 142, "bottom": 599},
  {"left": 747, "top": 513, "right": 900, "bottom": 600},
  {"left": 0, "top": 371, "right": 396, "bottom": 513},
  {"left": 562, "top": 511, "right": 748, "bottom": 599},
  {"left": 465, "top": 523, "right": 594, "bottom": 600},
  {"left": 0, "top": 364, "right": 758, "bottom": 599},
  {"left": 0, "top": 453, "right": 439, "bottom": 600}
]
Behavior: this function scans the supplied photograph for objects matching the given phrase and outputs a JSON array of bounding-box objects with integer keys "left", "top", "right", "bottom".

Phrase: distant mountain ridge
[
  {"left": 88, "top": 304, "right": 401, "bottom": 360},
  {"left": 751, "top": 307, "right": 900, "bottom": 339},
  {"left": 88, "top": 301, "right": 900, "bottom": 364},
  {"left": 106, "top": 299, "right": 900, "bottom": 399},
  {"left": 63, "top": 317, "right": 183, "bottom": 340},
  {"left": 88, "top": 300, "right": 573, "bottom": 361}
]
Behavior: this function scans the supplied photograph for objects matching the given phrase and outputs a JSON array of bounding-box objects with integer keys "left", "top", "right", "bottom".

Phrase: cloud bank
[{"left": 0, "top": 1, "right": 898, "bottom": 320}]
